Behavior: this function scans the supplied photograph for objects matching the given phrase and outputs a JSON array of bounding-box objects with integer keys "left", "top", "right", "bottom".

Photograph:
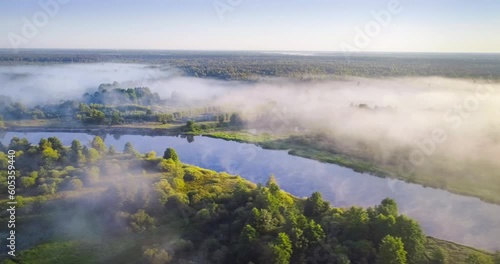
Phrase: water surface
[{"left": 2, "top": 132, "right": 499, "bottom": 251}]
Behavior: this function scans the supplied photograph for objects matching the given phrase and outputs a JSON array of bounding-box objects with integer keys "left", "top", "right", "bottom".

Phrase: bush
[
  {"left": 466, "top": 253, "right": 494, "bottom": 264},
  {"left": 69, "top": 179, "right": 84, "bottom": 190},
  {"left": 146, "top": 151, "right": 157, "bottom": 160},
  {"left": 163, "top": 148, "right": 179, "bottom": 162},
  {"left": 170, "top": 177, "right": 185, "bottom": 190},
  {"left": 184, "top": 168, "right": 203, "bottom": 182},
  {"left": 20, "top": 177, "right": 36, "bottom": 188},
  {"left": 143, "top": 246, "right": 172, "bottom": 264},
  {"left": 430, "top": 248, "right": 448, "bottom": 264},
  {"left": 84, "top": 167, "right": 100, "bottom": 185},
  {"left": 37, "top": 183, "right": 57, "bottom": 195},
  {"left": 158, "top": 159, "right": 177, "bottom": 172},
  {"left": 130, "top": 209, "right": 156, "bottom": 232},
  {"left": 172, "top": 239, "right": 194, "bottom": 253}
]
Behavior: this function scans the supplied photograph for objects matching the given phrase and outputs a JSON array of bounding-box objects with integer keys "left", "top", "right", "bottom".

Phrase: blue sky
[{"left": 1, "top": 0, "right": 499, "bottom": 52}]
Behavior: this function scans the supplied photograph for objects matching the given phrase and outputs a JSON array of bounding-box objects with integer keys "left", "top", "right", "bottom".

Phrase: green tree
[
  {"left": 123, "top": 142, "right": 135, "bottom": 154},
  {"left": 158, "top": 159, "right": 177, "bottom": 172},
  {"left": 185, "top": 120, "right": 197, "bottom": 132},
  {"left": 124, "top": 142, "right": 137, "bottom": 155},
  {"left": 466, "top": 253, "right": 494, "bottom": 264},
  {"left": 377, "top": 198, "right": 399, "bottom": 217},
  {"left": 47, "top": 137, "right": 64, "bottom": 152},
  {"left": 304, "top": 192, "right": 329, "bottom": 217},
  {"left": 230, "top": 112, "right": 244, "bottom": 125},
  {"left": 218, "top": 114, "right": 225, "bottom": 124},
  {"left": 20, "top": 177, "right": 36, "bottom": 188},
  {"left": 430, "top": 248, "right": 448, "bottom": 264},
  {"left": 394, "top": 215, "right": 425, "bottom": 263},
  {"left": 86, "top": 148, "right": 100, "bottom": 164},
  {"left": 85, "top": 166, "right": 100, "bottom": 185},
  {"left": 377, "top": 235, "right": 407, "bottom": 264},
  {"left": 84, "top": 108, "right": 105, "bottom": 124},
  {"left": 130, "top": 209, "right": 156, "bottom": 232},
  {"left": 69, "top": 179, "right": 84, "bottom": 190},
  {"left": 108, "top": 145, "right": 117, "bottom": 155},
  {"left": 240, "top": 224, "right": 258, "bottom": 244},
  {"left": 143, "top": 246, "right": 172, "bottom": 264},
  {"left": 71, "top": 139, "right": 83, "bottom": 153},
  {"left": 42, "top": 147, "right": 60, "bottom": 165},
  {"left": 158, "top": 114, "right": 173, "bottom": 124},
  {"left": 38, "top": 138, "right": 52, "bottom": 151},
  {"left": 146, "top": 151, "right": 156, "bottom": 160},
  {"left": 0, "top": 114, "right": 5, "bottom": 128},
  {"left": 0, "top": 152, "right": 8, "bottom": 170},
  {"left": 163, "top": 148, "right": 179, "bottom": 163},
  {"left": 8, "top": 137, "right": 31, "bottom": 152},
  {"left": 111, "top": 111, "right": 123, "bottom": 125},
  {"left": 304, "top": 219, "right": 326, "bottom": 246},
  {"left": 70, "top": 139, "right": 84, "bottom": 164},
  {"left": 270, "top": 233, "right": 292, "bottom": 264},
  {"left": 371, "top": 213, "right": 396, "bottom": 245},
  {"left": 37, "top": 182, "right": 57, "bottom": 195},
  {"left": 91, "top": 136, "right": 107, "bottom": 153},
  {"left": 252, "top": 208, "right": 277, "bottom": 233},
  {"left": 266, "top": 175, "right": 280, "bottom": 194},
  {"left": 494, "top": 251, "right": 500, "bottom": 264}
]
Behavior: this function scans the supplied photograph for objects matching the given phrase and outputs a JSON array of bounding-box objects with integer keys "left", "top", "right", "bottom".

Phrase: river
[{"left": 1, "top": 132, "right": 499, "bottom": 251}]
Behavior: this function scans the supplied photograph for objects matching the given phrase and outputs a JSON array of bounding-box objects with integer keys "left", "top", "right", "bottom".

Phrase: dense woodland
[
  {"left": 0, "top": 137, "right": 497, "bottom": 263},
  {"left": 0, "top": 86, "right": 194, "bottom": 125},
  {"left": 0, "top": 83, "right": 245, "bottom": 129},
  {"left": 1, "top": 51, "right": 500, "bottom": 80}
]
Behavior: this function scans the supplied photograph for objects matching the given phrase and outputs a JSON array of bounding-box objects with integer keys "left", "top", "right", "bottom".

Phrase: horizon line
[{"left": 1, "top": 48, "right": 500, "bottom": 55}]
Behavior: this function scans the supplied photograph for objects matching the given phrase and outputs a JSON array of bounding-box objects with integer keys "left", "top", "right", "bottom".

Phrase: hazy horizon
[{"left": 2, "top": 48, "right": 500, "bottom": 54}]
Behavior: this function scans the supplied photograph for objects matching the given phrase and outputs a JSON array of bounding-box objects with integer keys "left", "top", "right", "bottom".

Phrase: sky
[{"left": 0, "top": 0, "right": 499, "bottom": 52}]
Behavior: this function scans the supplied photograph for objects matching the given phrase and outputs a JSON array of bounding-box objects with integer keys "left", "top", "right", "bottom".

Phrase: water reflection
[{"left": 2, "top": 132, "right": 499, "bottom": 251}]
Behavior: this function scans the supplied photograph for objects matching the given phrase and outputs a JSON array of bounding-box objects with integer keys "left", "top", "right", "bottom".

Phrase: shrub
[
  {"left": 130, "top": 209, "right": 156, "bottom": 232},
  {"left": 20, "top": 177, "right": 36, "bottom": 188},
  {"left": 184, "top": 168, "right": 203, "bottom": 181},
  {"left": 143, "top": 246, "right": 172, "bottom": 264},
  {"left": 69, "top": 179, "right": 84, "bottom": 190}
]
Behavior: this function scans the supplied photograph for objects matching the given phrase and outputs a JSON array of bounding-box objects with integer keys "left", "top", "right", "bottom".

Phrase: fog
[
  {"left": 215, "top": 77, "right": 500, "bottom": 163},
  {"left": 2, "top": 62, "right": 500, "bottom": 194},
  {"left": 0, "top": 63, "right": 172, "bottom": 105},
  {"left": 211, "top": 77, "right": 500, "bottom": 203},
  {"left": 1, "top": 63, "right": 500, "bottom": 255}
]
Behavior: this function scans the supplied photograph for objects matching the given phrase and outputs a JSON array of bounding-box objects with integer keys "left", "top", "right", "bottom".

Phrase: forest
[
  {"left": 1, "top": 50, "right": 500, "bottom": 80},
  {"left": 0, "top": 85, "right": 186, "bottom": 125},
  {"left": 0, "top": 136, "right": 497, "bottom": 263}
]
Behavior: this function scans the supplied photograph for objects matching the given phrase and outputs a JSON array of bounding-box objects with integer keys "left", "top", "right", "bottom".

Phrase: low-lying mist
[
  {"left": 0, "top": 63, "right": 172, "bottom": 105},
  {"left": 217, "top": 77, "right": 500, "bottom": 163},
  {"left": 2, "top": 63, "right": 499, "bottom": 196},
  {"left": 212, "top": 77, "right": 500, "bottom": 199}
]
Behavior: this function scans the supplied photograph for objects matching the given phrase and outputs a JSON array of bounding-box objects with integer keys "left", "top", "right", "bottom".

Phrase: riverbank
[
  {"left": 3, "top": 121, "right": 500, "bottom": 205},
  {"left": 200, "top": 130, "right": 500, "bottom": 206},
  {"left": 0, "top": 158, "right": 495, "bottom": 263}
]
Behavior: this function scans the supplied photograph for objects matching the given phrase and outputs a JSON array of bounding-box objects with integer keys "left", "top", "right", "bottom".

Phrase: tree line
[{"left": 1, "top": 136, "right": 497, "bottom": 263}]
